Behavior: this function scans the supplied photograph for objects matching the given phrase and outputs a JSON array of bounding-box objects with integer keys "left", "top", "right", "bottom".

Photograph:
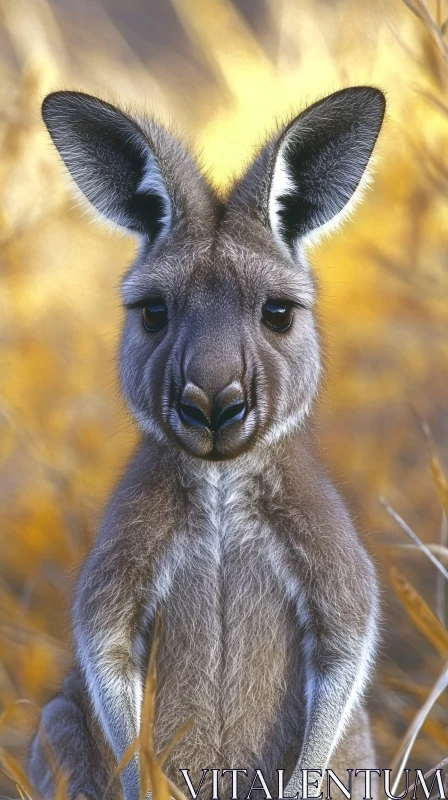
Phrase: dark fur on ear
[
  {"left": 42, "top": 91, "right": 172, "bottom": 239},
  {"left": 228, "top": 86, "right": 386, "bottom": 255},
  {"left": 42, "top": 91, "right": 215, "bottom": 242}
]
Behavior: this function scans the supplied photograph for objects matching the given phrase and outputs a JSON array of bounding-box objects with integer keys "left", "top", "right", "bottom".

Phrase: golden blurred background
[{"left": 0, "top": 0, "right": 447, "bottom": 796}]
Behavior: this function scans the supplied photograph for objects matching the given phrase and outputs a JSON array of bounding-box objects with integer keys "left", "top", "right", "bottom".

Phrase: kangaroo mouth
[{"left": 168, "top": 404, "right": 258, "bottom": 460}]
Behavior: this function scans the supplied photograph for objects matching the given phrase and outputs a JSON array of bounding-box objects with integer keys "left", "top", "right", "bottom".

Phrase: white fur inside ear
[
  {"left": 269, "top": 139, "right": 377, "bottom": 257},
  {"left": 268, "top": 138, "right": 297, "bottom": 260},
  {"left": 137, "top": 148, "right": 173, "bottom": 242}
]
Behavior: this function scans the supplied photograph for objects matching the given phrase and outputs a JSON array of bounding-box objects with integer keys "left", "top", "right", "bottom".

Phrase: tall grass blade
[
  {"left": 381, "top": 498, "right": 448, "bottom": 581},
  {"left": 389, "top": 567, "right": 448, "bottom": 657},
  {"left": 0, "top": 747, "right": 36, "bottom": 799},
  {"left": 391, "top": 660, "right": 448, "bottom": 793}
]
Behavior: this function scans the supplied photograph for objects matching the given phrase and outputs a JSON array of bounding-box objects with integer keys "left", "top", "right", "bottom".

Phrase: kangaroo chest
[{"left": 150, "top": 477, "right": 305, "bottom": 782}]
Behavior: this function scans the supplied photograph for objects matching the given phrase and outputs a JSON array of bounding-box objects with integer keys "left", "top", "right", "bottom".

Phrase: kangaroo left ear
[
  {"left": 268, "top": 87, "right": 386, "bottom": 254},
  {"left": 42, "top": 91, "right": 173, "bottom": 241}
]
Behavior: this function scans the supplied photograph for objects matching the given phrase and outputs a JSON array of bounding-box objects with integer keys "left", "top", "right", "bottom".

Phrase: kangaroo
[{"left": 29, "top": 87, "right": 385, "bottom": 800}]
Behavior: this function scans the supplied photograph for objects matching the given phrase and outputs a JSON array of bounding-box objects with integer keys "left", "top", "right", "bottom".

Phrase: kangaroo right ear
[
  {"left": 267, "top": 87, "right": 385, "bottom": 254},
  {"left": 42, "top": 91, "right": 172, "bottom": 241}
]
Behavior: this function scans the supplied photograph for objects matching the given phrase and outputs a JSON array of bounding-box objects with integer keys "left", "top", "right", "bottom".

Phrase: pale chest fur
[{"left": 148, "top": 470, "right": 306, "bottom": 787}]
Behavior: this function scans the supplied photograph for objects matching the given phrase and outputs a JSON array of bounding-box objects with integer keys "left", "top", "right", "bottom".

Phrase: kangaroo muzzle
[{"left": 174, "top": 373, "right": 256, "bottom": 458}]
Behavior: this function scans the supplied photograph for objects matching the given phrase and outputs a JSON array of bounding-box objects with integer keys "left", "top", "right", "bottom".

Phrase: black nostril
[
  {"left": 180, "top": 402, "right": 211, "bottom": 430},
  {"left": 213, "top": 400, "right": 246, "bottom": 431}
]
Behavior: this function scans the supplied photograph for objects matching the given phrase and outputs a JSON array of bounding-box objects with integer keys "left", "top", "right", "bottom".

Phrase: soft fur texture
[{"left": 30, "top": 87, "right": 385, "bottom": 800}]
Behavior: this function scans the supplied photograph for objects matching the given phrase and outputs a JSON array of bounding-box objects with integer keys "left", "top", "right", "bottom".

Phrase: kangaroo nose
[{"left": 180, "top": 382, "right": 246, "bottom": 432}]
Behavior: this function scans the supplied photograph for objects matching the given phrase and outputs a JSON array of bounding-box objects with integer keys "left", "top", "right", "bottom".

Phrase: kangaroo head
[{"left": 42, "top": 87, "right": 385, "bottom": 460}]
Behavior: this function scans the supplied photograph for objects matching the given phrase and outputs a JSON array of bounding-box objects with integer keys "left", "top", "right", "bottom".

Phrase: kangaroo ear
[
  {"left": 42, "top": 91, "right": 172, "bottom": 241},
  {"left": 268, "top": 87, "right": 386, "bottom": 253}
]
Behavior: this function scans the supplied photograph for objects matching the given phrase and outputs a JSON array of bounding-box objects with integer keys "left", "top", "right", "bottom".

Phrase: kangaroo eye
[
  {"left": 142, "top": 300, "right": 168, "bottom": 332},
  {"left": 262, "top": 300, "right": 294, "bottom": 332}
]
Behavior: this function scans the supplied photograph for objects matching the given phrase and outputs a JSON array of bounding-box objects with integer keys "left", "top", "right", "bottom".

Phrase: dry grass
[{"left": 0, "top": 0, "right": 447, "bottom": 797}]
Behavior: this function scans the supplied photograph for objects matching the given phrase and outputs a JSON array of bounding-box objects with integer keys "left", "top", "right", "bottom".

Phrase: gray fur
[{"left": 30, "top": 87, "right": 385, "bottom": 800}]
